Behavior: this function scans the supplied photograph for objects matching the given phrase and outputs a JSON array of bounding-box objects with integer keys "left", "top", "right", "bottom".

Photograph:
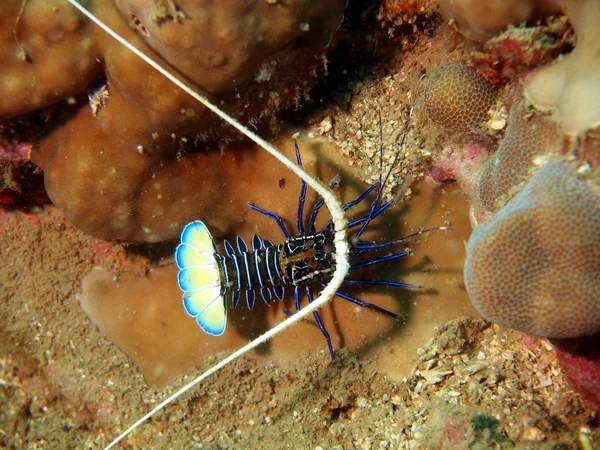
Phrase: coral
[
  {"left": 449, "top": 0, "right": 600, "bottom": 343},
  {"left": 424, "top": 64, "right": 497, "bottom": 132},
  {"left": 441, "top": 0, "right": 600, "bottom": 401},
  {"left": 471, "top": 21, "right": 573, "bottom": 84},
  {"left": 0, "top": 0, "right": 102, "bottom": 118},
  {"left": 439, "top": 0, "right": 600, "bottom": 136},
  {"left": 0, "top": 0, "right": 347, "bottom": 241},
  {"left": 112, "top": 0, "right": 346, "bottom": 94},
  {"left": 438, "top": 0, "right": 559, "bottom": 42},
  {"left": 525, "top": 0, "right": 600, "bottom": 135},
  {"left": 465, "top": 162, "right": 600, "bottom": 339},
  {"left": 476, "top": 91, "right": 563, "bottom": 216}
]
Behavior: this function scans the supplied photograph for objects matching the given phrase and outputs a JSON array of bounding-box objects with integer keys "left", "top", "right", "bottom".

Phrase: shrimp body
[{"left": 176, "top": 141, "right": 414, "bottom": 358}]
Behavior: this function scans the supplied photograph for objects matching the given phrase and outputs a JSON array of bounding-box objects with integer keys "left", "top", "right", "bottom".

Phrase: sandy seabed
[{"left": 0, "top": 188, "right": 596, "bottom": 449}]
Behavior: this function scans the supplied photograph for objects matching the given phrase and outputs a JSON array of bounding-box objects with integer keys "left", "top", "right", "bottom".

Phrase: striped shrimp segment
[{"left": 222, "top": 235, "right": 285, "bottom": 310}]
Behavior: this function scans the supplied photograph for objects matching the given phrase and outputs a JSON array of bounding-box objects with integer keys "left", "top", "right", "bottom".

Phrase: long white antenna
[{"left": 64, "top": 1, "right": 350, "bottom": 448}]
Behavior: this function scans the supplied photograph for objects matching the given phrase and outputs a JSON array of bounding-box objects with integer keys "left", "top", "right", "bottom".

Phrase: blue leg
[
  {"left": 350, "top": 249, "right": 367, "bottom": 260},
  {"left": 347, "top": 199, "right": 393, "bottom": 229},
  {"left": 343, "top": 183, "right": 379, "bottom": 211},
  {"left": 281, "top": 287, "right": 335, "bottom": 360},
  {"left": 307, "top": 287, "right": 335, "bottom": 360},
  {"left": 248, "top": 202, "right": 291, "bottom": 239},
  {"left": 343, "top": 279, "right": 417, "bottom": 288},
  {"left": 294, "top": 286, "right": 301, "bottom": 312},
  {"left": 350, "top": 250, "right": 411, "bottom": 270},
  {"left": 321, "top": 184, "right": 384, "bottom": 232},
  {"left": 309, "top": 199, "right": 325, "bottom": 234},
  {"left": 335, "top": 291, "right": 398, "bottom": 319},
  {"left": 354, "top": 185, "right": 385, "bottom": 240},
  {"left": 282, "top": 286, "right": 302, "bottom": 316},
  {"left": 353, "top": 136, "right": 405, "bottom": 240}
]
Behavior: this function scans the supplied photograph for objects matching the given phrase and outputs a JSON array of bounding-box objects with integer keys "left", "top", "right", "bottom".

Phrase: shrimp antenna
[
  {"left": 351, "top": 105, "right": 467, "bottom": 253},
  {"left": 64, "top": 1, "right": 350, "bottom": 448},
  {"left": 353, "top": 105, "right": 413, "bottom": 241}
]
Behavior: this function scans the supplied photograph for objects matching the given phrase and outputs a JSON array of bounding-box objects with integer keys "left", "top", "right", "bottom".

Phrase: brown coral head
[
  {"left": 112, "top": 0, "right": 348, "bottom": 94},
  {"left": 476, "top": 91, "right": 563, "bottom": 215},
  {"left": 465, "top": 162, "right": 600, "bottom": 339},
  {"left": 424, "top": 64, "right": 496, "bottom": 132}
]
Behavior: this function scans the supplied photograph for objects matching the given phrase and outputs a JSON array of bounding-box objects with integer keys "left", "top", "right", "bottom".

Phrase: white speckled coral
[{"left": 465, "top": 162, "right": 600, "bottom": 338}]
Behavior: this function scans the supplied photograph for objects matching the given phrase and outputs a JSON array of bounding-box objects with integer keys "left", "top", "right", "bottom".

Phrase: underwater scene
[{"left": 1, "top": 0, "right": 599, "bottom": 448}]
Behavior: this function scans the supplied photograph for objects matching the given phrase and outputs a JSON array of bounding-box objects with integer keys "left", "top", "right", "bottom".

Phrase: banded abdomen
[{"left": 221, "top": 230, "right": 337, "bottom": 304}]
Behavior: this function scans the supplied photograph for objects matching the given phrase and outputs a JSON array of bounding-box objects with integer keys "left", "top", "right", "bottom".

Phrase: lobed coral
[
  {"left": 0, "top": 0, "right": 102, "bottom": 118},
  {"left": 0, "top": 0, "right": 346, "bottom": 241},
  {"left": 424, "top": 64, "right": 496, "bottom": 132},
  {"left": 465, "top": 162, "right": 600, "bottom": 338},
  {"left": 80, "top": 266, "right": 249, "bottom": 385}
]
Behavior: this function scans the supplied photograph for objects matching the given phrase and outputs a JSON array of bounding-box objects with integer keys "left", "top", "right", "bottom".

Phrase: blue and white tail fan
[{"left": 175, "top": 221, "right": 226, "bottom": 336}]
